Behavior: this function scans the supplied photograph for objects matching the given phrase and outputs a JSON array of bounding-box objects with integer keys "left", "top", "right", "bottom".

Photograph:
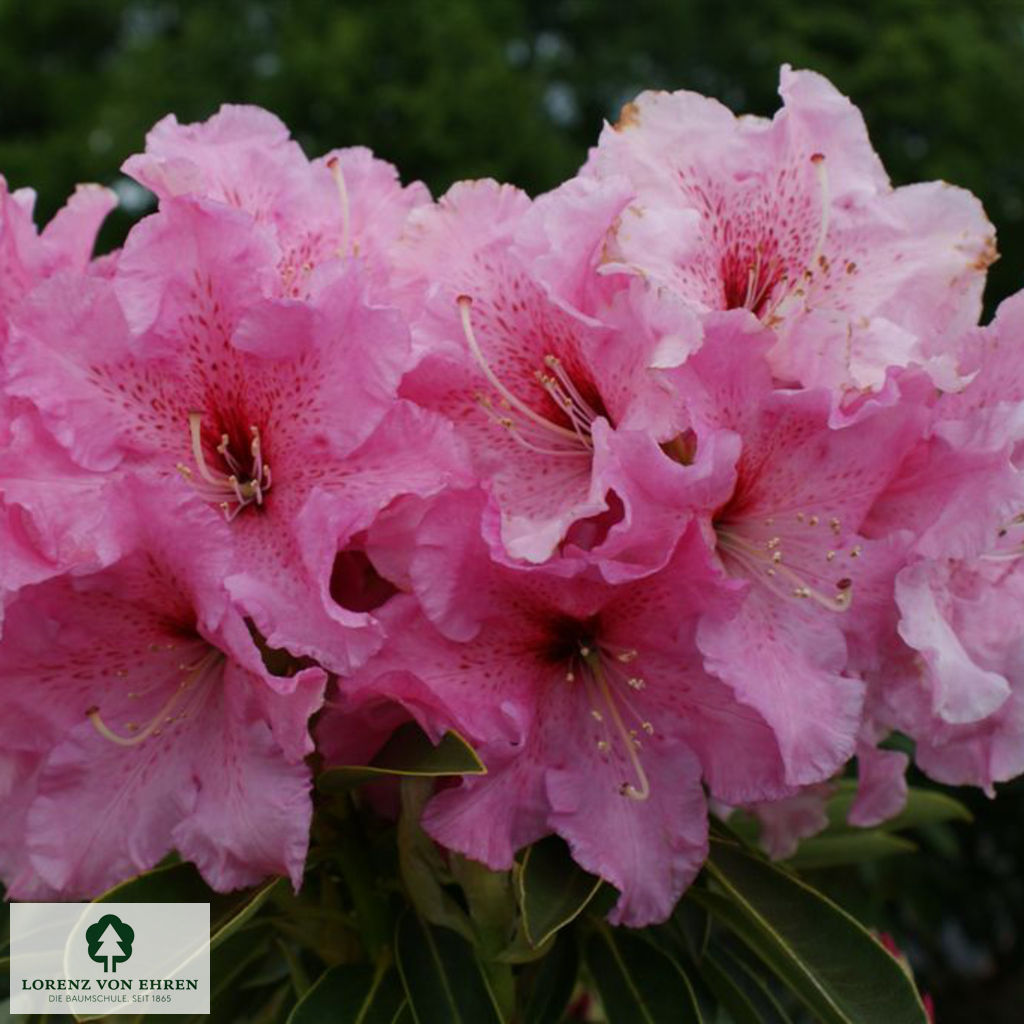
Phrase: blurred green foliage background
[{"left": 3, "top": 0, "right": 1024, "bottom": 1019}]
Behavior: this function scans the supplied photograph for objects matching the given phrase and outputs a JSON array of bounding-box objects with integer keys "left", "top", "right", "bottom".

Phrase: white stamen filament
[
  {"left": 476, "top": 395, "right": 590, "bottom": 457},
  {"left": 87, "top": 650, "right": 220, "bottom": 747},
  {"left": 741, "top": 246, "right": 784, "bottom": 314},
  {"left": 808, "top": 153, "right": 831, "bottom": 273},
  {"left": 457, "top": 296, "right": 593, "bottom": 451},
  {"left": 327, "top": 156, "right": 352, "bottom": 257},
  {"left": 582, "top": 649, "right": 652, "bottom": 801},
  {"left": 189, "top": 413, "right": 226, "bottom": 487},
  {"left": 180, "top": 413, "right": 272, "bottom": 521},
  {"left": 982, "top": 513, "right": 1024, "bottom": 561},
  {"left": 717, "top": 525, "right": 853, "bottom": 612},
  {"left": 541, "top": 354, "right": 601, "bottom": 423}
]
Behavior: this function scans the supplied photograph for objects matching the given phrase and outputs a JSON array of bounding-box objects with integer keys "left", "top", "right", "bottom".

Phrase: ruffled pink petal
[
  {"left": 171, "top": 666, "right": 314, "bottom": 891},
  {"left": 698, "top": 587, "right": 863, "bottom": 785},
  {"left": 848, "top": 745, "right": 909, "bottom": 827},
  {"left": 225, "top": 401, "right": 467, "bottom": 675},
  {"left": 4, "top": 272, "right": 136, "bottom": 470},
  {"left": 864, "top": 437, "right": 1023, "bottom": 561},
  {"left": 0, "top": 408, "right": 133, "bottom": 593},
  {"left": 895, "top": 561, "right": 1011, "bottom": 724},
  {"left": 424, "top": 747, "right": 550, "bottom": 871},
  {"left": 749, "top": 784, "right": 832, "bottom": 860},
  {"left": 39, "top": 183, "right": 118, "bottom": 272},
  {"left": 545, "top": 728, "right": 708, "bottom": 927},
  {"left": 26, "top": 702, "right": 203, "bottom": 895}
]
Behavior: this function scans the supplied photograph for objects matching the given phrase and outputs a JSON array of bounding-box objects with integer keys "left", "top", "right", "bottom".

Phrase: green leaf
[
  {"left": 331, "top": 832, "right": 393, "bottom": 958},
  {"left": 94, "top": 861, "right": 282, "bottom": 950},
  {"left": 585, "top": 926, "right": 703, "bottom": 1024},
  {"left": 516, "top": 836, "right": 603, "bottom": 948},
  {"left": 785, "top": 832, "right": 917, "bottom": 870},
  {"left": 394, "top": 912, "right": 505, "bottom": 1024},
  {"left": 449, "top": 853, "right": 518, "bottom": 957},
  {"left": 825, "top": 783, "right": 971, "bottom": 834},
  {"left": 448, "top": 855, "right": 517, "bottom": 1019},
  {"left": 397, "top": 779, "right": 474, "bottom": 941},
  {"left": 318, "top": 724, "right": 485, "bottom": 791},
  {"left": 211, "top": 923, "right": 277, "bottom": 999},
  {"left": 520, "top": 933, "right": 579, "bottom": 1024},
  {"left": 651, "top": 897, "right": 710, "bottom": 965},
  {"left": 286, "top": 963, "right": 406, "bottom": 1024},
  {"left": 699, "top": 941, "right": 792, "bottom": 1024},
  {"left": 696, "top": 838, "right": 930, "bottom": 1024}
]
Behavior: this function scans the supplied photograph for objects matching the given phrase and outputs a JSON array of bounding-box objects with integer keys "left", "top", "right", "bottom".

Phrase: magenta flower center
[
  {"left": 709, "top": 152, "right": 830, "bottom": 320},
  {"left": 178, "top": 411, "right": 273, "bottom": 521}
]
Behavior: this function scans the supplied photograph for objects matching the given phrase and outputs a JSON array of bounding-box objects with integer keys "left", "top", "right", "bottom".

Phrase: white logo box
[{"left": 10, "top": 902, "right": 210, "bottom": 1016}]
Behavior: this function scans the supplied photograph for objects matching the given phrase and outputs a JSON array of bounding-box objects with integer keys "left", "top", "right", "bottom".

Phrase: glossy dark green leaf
[
  {"left": 394, "top": 912, "right": 505, "bottom": 1024},
  {"left": 517, "top": 836, "right": 603, "bottom": 948},
  {"left": 520, "top": 932, "right": 579, "bottom": 1024},
  {"left": 585, "top": 926, "right": 703, "bottom": 1024},
  {"left": 157, "top": 923, "right": 278, "bottom": 1024},
  {"left": 652, "top": 897, "right": 711, "bottom": 964},
  {"left": 699, "top": 940, "right": 792, "bottom": 1024},
  {"left": 825, "top": 782, "right": 971, "bottom": 834},
  {"left": 318, "top": 724, "right": 486, "bottom": 791},
  {"left": 210, "top": 923, "right": 276, "bottom": 999},
  {"left": 697, "top": 838, "right": 930, "bottom": 1024},
  {"left": 448, "top": 854, "right": 517, "bottom": 1019},
  {"left": 286, "top": 963, "right": 406, "bottom": 1024},
  {"left": 94, "top": 861, "right": 281, "bottom": 949},
  {"left": 785, "top": 831, "right": 917, "bottom": 870},
  {"left": 397, "top": 780, "right": 473, "bottom": 941}
]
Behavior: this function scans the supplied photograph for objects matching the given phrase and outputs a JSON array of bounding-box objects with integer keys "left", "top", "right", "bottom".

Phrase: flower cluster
[{"left": 1, "top": 67, "right": 1018, "bottom": 927}]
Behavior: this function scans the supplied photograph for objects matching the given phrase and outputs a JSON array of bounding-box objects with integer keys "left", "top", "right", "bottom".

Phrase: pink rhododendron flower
[
  {"left": 0, "top": 182, "right": 122, "bottom": 623},
  {"left": 0, "top": 482, "right": 325, "bottom": 898},
  {"left": 0, "top": 176, "right": 116, "bottom": 348},
  {"left": 866, "top": 553, "right": 1024, "bottom": 796},
  {"left": 853, "top": 292, "right": 1024, "bottom": 793},
  {"left": 663, "top": 317, "right": 927, "bottom": 784},
  {"left": 1, "top": 76, "right": 1020, "bottom": 943},
  {"left": 122, "top": 104, "right": 429, "bottom": 298},
  {"left": 0, "top": 399, "right": 134, "bottom": 632},
  {"left": 320, "top": 489, "right": 790, "bottom": 926},
  {"left": 394, "top": 177, "right": 732, "bottom": 575},
  {"left": 4, "top": 196, "right": 468, "bottom": 672},
  {"left": 583, "top": 66, "right": 995, "bottom": 401}
]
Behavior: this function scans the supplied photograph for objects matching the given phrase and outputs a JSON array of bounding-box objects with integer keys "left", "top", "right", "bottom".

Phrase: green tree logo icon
[{"left": 85, "top": 914, "right": 135, "bottom": 973}]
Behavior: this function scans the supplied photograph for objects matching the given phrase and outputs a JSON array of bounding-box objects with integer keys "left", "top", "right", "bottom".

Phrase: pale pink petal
[
  {"left": 39, "top": 184, "right": 118, "bottom": 271},
  {"left": 848, "top": 745, "right": 909, "bottom": 827},
  {"left": 545, "top": 733, "right": 708, "bottom": 927},
  {"left": 896, "top": 561, "right": 1010, "bottom": 724},
  {"left": 698, "top": 588, "right": 863, "bottom": 785},
  {"left": 749, "top": 784, "right": 832, "bottom": 860},
  {"left": 171, "top": 667, "right": 314, "bottom": 891}
]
